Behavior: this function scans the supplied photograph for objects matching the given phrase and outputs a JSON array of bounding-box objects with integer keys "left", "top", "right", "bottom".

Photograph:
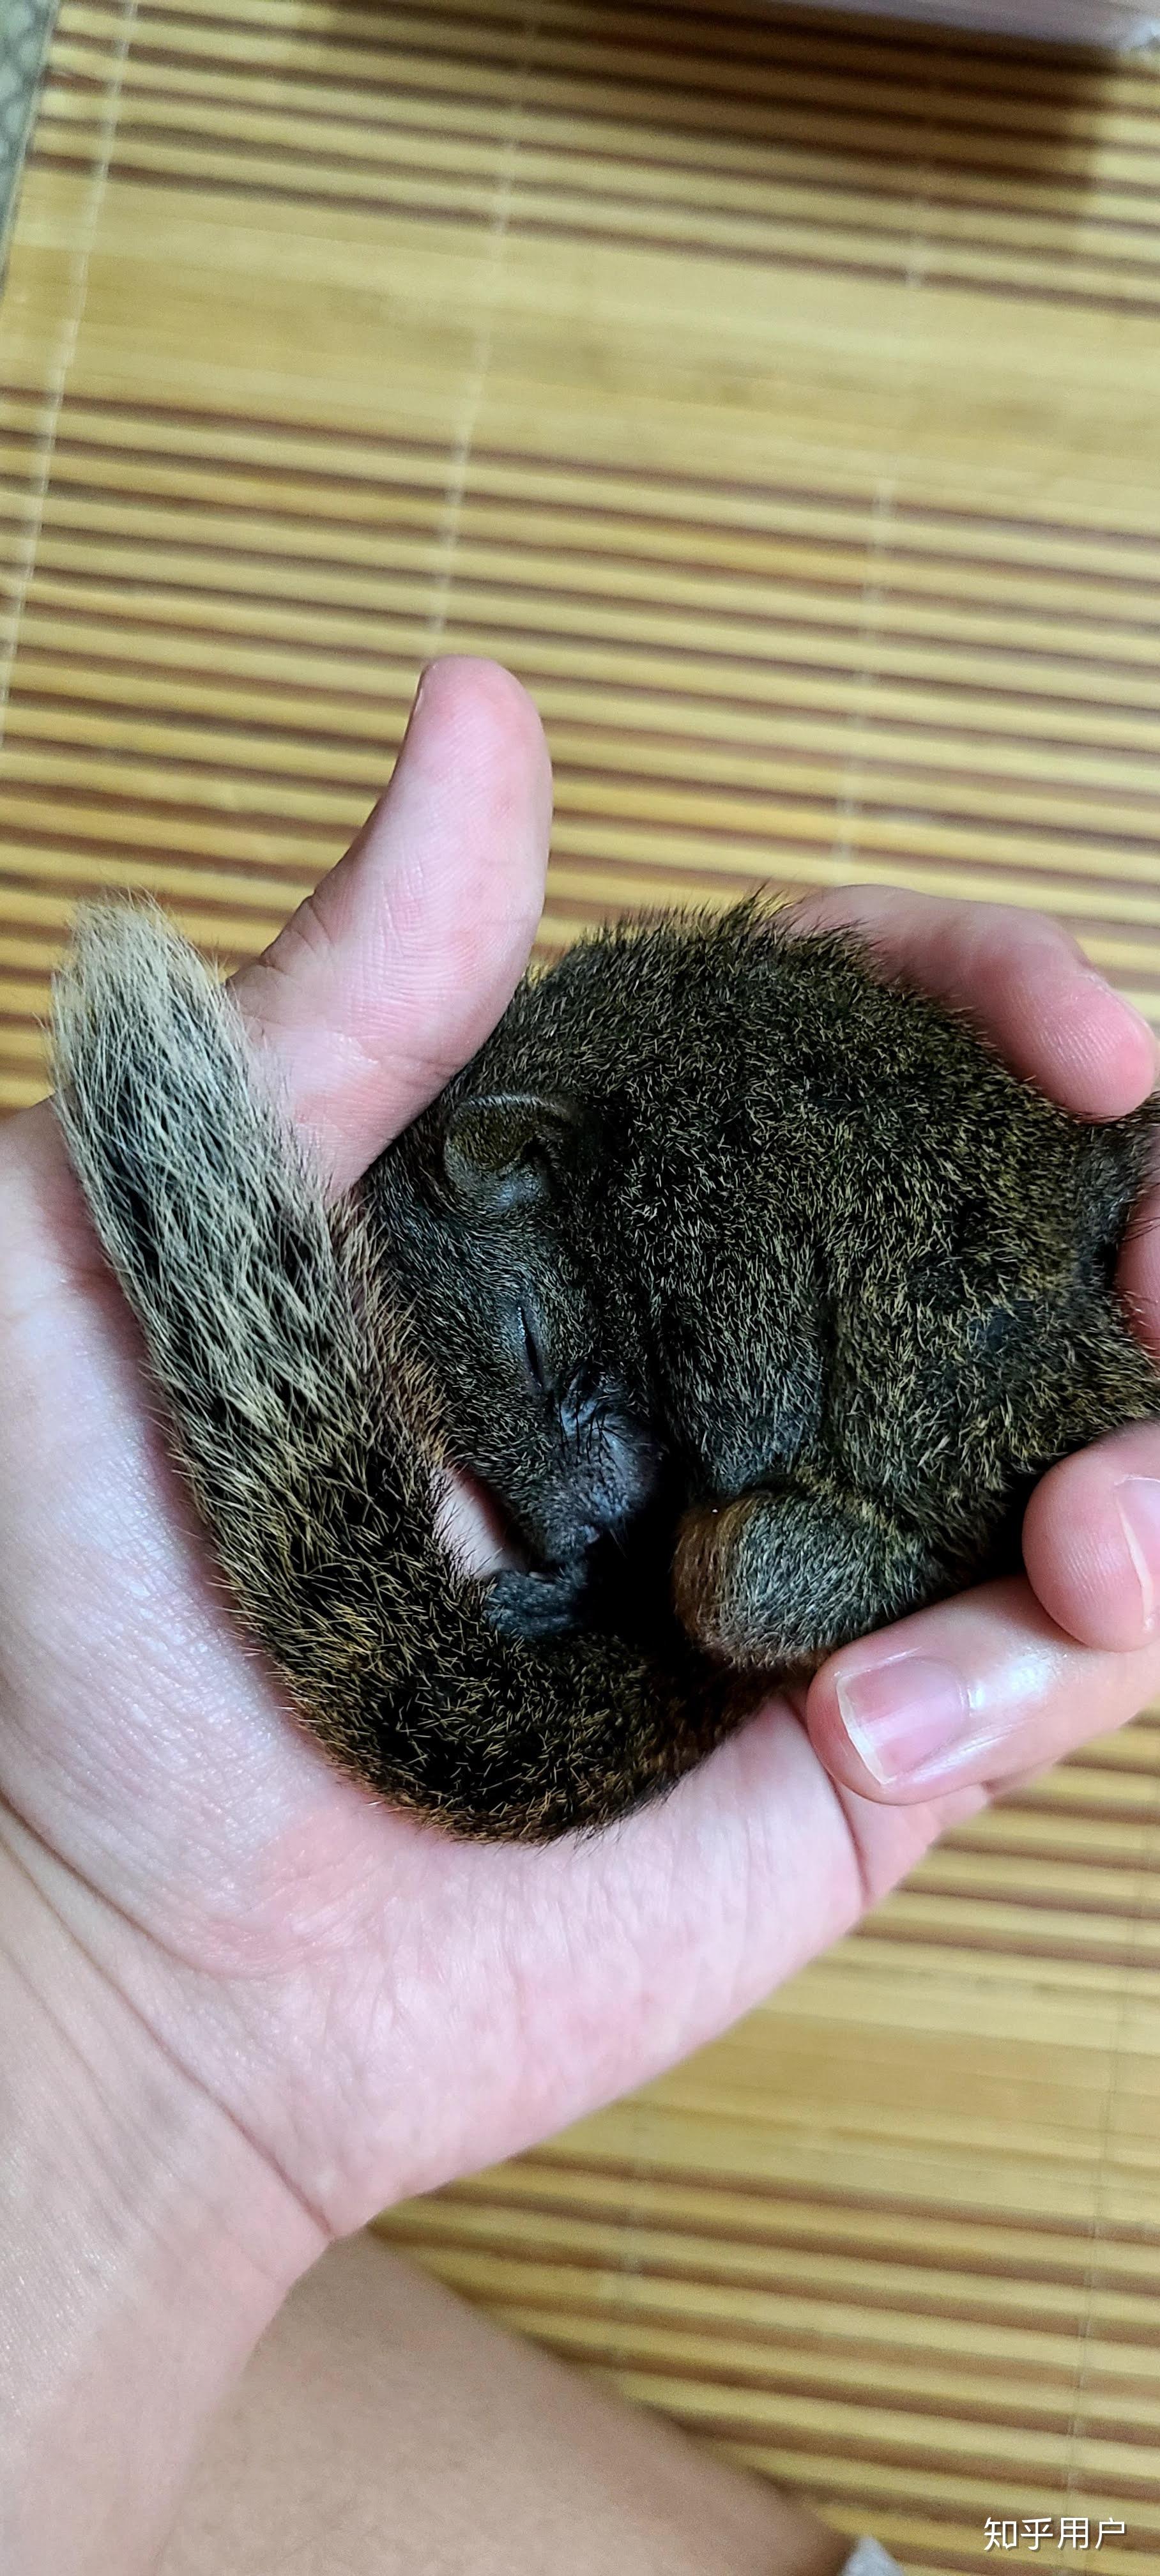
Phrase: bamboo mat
[{"left": 3, "top": 4, "right": 1160, "bottom": 2568}]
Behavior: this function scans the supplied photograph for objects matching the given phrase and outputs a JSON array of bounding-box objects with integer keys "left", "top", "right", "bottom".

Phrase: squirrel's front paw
[
  {"left": 671, "top": 1485, "right": 943, "bottom": 1671},
  {"left": 484, "top": 1565, "right": 590, "bottom": 1641}
]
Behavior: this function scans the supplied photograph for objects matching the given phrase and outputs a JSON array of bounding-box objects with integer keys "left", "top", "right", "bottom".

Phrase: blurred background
[{"left": 3, "top": 4, "right": 1160, "bottom": 2567}]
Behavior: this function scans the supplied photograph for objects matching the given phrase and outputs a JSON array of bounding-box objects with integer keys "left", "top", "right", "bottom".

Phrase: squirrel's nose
[{"left": 559, "top": 1365, "right": 604, "bottom": 1434}]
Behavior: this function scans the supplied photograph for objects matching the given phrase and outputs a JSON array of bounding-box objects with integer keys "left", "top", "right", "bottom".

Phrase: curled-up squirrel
[{"left": 51, "top": 898, "right": 1160, "bottom": 1842}]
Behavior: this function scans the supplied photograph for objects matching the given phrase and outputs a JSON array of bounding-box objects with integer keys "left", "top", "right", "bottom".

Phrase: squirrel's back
[{"left": 373, "top": 905, "right": 1159, "bottom": 1547}]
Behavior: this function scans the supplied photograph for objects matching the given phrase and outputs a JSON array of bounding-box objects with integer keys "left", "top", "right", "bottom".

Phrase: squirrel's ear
[{"left": 443, "top": 1093, "right": 581, "bottom": 1213}]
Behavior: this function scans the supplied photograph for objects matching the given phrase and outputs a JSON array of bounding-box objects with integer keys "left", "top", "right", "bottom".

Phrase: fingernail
[
  {"left": 836, "top": 1653, "right": 973, "bottom": 1788},
  {"left": 1113, "top": 1476, "right": 1160, "bottom": 1634}
]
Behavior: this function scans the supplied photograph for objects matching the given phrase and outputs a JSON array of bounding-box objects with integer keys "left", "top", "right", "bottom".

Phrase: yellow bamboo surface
[{"left": 3, "top": 3, "right": 1160, "bottom": 2568}]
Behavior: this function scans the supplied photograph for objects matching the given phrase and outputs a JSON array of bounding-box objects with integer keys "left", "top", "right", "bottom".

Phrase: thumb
[{"left": 235, "top": 657, "right": 552, "bottom": 1190}]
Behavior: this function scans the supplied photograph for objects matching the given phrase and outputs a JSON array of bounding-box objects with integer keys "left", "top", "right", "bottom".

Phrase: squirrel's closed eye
[{"left": 517, "top": 1298, "right": 548, "bottom": 1393}]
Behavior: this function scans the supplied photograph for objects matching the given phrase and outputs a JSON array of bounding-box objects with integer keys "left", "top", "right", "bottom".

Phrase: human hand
[{"left": 3, "top": 658, "right": 1159, "bottom": 2265}]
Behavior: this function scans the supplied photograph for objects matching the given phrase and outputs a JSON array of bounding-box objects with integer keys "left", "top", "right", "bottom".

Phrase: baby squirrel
[{"left": 51, "top": 898, "right": 1160, "bottom": 1843}]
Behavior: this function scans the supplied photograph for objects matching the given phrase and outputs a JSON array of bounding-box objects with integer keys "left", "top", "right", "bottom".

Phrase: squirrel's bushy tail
[{"left": 51, "top": 906, "right": 740, "bottom": 1838}]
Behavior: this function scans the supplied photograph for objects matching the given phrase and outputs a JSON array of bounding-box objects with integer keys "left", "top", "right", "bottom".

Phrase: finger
[
  {"left": 788, "top": 885, "right": 1157, "bottom": 1120},
  {"left": 806, "top": 1571, "right": 1160, "bottom": 1805},
  {"left": 1014, "top": 1158, "right": 1160, "bottom": 1651},
  {"left": 236, "top": 658, "right": 552, "bottom": 1190},
  {"left": 1022, "top": 1418, "right": 1160, "bottom": 1651}
]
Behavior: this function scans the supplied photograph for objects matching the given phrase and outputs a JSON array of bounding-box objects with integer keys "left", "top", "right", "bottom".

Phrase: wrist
[{"left": 0, "top": 1830, "right": 326, "bottom": 2576}]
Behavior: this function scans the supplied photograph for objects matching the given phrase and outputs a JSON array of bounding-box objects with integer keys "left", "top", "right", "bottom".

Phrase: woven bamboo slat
[{"left": 3, "top": 4, "right": 1160, "bottom": 2565}]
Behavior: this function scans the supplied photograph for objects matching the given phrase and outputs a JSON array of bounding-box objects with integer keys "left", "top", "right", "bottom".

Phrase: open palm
[{"left": 4, "top": 657, "right": 1160, "bottom": 2242}]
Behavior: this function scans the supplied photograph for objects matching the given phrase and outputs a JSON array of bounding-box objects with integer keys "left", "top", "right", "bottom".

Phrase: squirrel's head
[
  {"left": 366, "top": 905, "right": 777, "bottom": 1580},
  {"left": 367, "top": 1081, "right": 663, "bottom": 1573}
]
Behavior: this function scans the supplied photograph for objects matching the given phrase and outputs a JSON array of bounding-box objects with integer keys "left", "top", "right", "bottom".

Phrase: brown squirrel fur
[{"left": 50, "top": 898, "right": 1160, "bottom": 1842}]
